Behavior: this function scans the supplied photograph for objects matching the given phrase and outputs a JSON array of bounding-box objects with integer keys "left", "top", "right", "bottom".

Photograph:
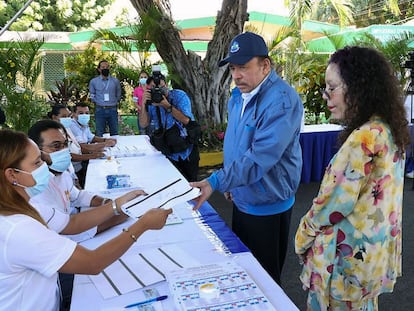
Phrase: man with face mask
[
  {"left": 48, "top": 104, "right": 107, "bottom": 189},
  {"left": 28, "top": 120, "right": 116, "bottom": 219},
  {"left": 70, "top": 103, "right": 117, "bottom": 187},
  {"left": 89, "top": 59, "right": 121, "bottom": 137}
]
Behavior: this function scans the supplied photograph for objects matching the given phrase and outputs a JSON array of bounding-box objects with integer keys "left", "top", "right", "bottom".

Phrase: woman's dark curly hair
[{"left": 329, "top": 46, "right": 409, "bottom": 151}]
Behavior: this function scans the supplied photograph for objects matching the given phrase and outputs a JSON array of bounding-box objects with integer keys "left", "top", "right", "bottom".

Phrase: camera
[
  {"left": 403, "top": 51, "right": 414, "bottom": 70},
  {"left": 147, "top": 65, "right": 166, "bottom": 104}
]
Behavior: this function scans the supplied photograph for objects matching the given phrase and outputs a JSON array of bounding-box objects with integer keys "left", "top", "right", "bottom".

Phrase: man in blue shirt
[
  {"left": 191, "top": 32, "right": 303, "bottom": 285},
  {"left": 139, "top": 74, "right": 199, "bottom": 182},
  {"left": 89, "top": 60, "right": 121, "bottom": 136}
]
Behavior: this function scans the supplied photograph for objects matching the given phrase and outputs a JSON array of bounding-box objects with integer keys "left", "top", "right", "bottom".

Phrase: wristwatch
[{"left": 166, "top": 105, "right": 173, "bottom": 113}]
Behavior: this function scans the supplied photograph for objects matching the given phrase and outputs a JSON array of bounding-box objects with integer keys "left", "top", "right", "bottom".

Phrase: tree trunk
[{"left": 129, "top": 0, "right": 248, "bottom": 127}]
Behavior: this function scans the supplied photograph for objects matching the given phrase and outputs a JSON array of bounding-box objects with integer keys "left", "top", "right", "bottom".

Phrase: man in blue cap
[{"left": 191, "top": 32, "right": 303, "bottom": 285}]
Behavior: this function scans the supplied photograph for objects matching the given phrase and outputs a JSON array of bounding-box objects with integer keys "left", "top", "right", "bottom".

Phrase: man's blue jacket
[{"left": 208, "top": 70, "right": 303, "bottom": 216}]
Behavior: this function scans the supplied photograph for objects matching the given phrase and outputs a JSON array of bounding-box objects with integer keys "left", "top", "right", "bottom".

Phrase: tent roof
[
  {"left": 306, "top": 24, "right": 414, "bottom": 53},
  {"left": 0, "top": 11, "right": 341, "bottom": 52}
]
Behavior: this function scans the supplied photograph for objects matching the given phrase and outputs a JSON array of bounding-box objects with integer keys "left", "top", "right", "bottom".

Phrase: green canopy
[{"left": 306, "top": 25, "right": 414, "bottom": 53}]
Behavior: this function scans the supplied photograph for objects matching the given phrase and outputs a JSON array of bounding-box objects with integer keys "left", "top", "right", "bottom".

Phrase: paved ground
[{"left": 200, "top": 166, "right": 414, "bottom": 310}]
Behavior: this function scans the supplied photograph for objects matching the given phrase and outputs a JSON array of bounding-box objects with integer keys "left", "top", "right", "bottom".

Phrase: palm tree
[{"left": 287, "top": 0, "right": 401, "bottom": 30}]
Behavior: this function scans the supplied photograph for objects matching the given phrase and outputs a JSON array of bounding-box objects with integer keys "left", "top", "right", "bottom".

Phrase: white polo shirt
[
  {"left": 30, "top": 171, "right": 96, "bottom": 239},
  {"left": 0, "top": 214, "right": 76, "bottom": 311}
]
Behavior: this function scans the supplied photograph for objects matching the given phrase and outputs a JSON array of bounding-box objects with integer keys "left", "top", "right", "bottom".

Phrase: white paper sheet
[
  {"left": 90, "top": 245, "right": 202, "bottom": 299},
  {"left": 167, "top": 261, "right": 276, "bottom": 311},
  {"left": 120, "top": 178, "right": 200, "bottom": 218}
]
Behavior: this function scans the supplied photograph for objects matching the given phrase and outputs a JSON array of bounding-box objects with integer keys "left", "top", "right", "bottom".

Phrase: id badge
[{"left": 104, "top": 93, "right": 109, "bottom": 101}]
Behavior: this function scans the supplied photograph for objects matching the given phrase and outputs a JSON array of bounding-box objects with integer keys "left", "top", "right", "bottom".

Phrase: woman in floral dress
[{"left": 295, "top": 46, "right": 410, "bottom": 311}]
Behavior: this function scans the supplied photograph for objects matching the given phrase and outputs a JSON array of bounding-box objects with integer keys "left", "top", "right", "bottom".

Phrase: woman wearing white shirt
[{"left": 0, "top": 129, "right": 171, "bottom": 311}]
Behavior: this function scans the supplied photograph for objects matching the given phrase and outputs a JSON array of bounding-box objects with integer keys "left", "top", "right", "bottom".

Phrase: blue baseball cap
[{"left": 218, "top": 32, "right": 269, "bottom": 67}]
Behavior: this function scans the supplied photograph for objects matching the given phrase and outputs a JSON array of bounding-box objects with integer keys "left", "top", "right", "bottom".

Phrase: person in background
[
  {"left": 191, "top": 32, "right": 303, "bottom": 285},
  {"left": 70, "top": 103, "right": 116, "bottom": 187},
  {"left": 132, "top": 70, "right": 150, "bottom": 134},
  {"left": 89, "top": 59, "right": 121, "bottom": 136},
  {"left": 0, "top": 128, "right": 171, "bottom": 311},
  {"left": 140, "top": 74, "right": 200, "bottom": 181},
  {"left": 48, "top": 105, "right": 104, "bottom": 188},
  {"left": 295, "top": 46, "right": 409, "bottom": 310}
]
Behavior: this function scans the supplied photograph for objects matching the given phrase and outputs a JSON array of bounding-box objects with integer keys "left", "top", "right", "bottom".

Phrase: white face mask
[{"left": 77, "top": 114, "right": 90, "bottom": 126}]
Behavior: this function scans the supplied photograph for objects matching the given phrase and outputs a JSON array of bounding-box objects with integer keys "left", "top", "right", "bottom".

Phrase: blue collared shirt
[
  {"left": 69, "top": 119, "right": 95, "bottom": 144},
  {"left": 148, "top": 89, "right": 195, "bottom": 161},
  {"left": 89, "top": 75, "right": 121, "bottom": 106}
]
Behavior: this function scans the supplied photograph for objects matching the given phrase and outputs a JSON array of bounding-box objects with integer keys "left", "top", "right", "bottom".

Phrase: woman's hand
[
  {"left": 139, "top": 208, "right": 172, "bottom": 230},
  {"left": 115, "top": 190, "right": 147, "bottom": 213}
]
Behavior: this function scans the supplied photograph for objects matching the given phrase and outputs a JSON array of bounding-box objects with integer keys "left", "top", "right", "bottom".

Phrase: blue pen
[{"left": 124, "top": 295, "right": 168, "bottom": 308}]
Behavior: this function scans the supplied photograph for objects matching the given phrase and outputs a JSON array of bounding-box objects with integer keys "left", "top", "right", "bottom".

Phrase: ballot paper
[
  {"left": 120, "top": 178, "right": 200, "bottom": 218},
  {"left": 167, "top": 261, "right": 276, "bottom": 311},
  {"left": 89, "top": 245, "right": 201, "bottom": 299}
]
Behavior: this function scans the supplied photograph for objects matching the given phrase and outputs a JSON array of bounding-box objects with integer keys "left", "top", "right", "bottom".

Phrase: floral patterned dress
[{"left": 295, "top": 117, "right": 404, "bottom": 310}]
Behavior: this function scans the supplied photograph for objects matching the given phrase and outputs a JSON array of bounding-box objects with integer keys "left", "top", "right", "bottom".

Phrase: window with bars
[{"left": 43, "top": 53, "right": 66, "bottom": 91}]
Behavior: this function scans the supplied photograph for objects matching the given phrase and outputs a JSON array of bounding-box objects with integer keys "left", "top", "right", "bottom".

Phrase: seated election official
[
  {"left": 0, "top": 129, "right": 172, "bottom": 311},
  {"left": 48, "top": 104, "right": 106, "bottom": 188},
  {"left": 28, "top": 119, "right": 131, "bottom": 310},
  {"left": 28, "top": 119, "right": 131, "bottom": 234},
  {"left": 69, "top": 103, "right": 116, "bottom": 187}
]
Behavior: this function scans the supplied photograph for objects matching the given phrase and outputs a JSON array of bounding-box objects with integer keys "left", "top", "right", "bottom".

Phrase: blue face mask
[
  {"left": 78, "top": 114, "right": 90, "bottom": 126},
  {"left": 49, "top": 148, "right": 71, "bottom": 172},
  {"left": 60, "top": 117, "right": 72, "bottom": 128},
  {"left": 139, "top": 78, "right": 147, "bottom": 85},
  {"left": 15, "top": 162, "right": 51, "bottom": 197}
]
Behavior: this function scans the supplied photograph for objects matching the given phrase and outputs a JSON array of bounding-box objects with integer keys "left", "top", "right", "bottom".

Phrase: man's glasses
[
  {"left": 319, "top": 85, "right": 343, "bottom": 100},
  {"left": 42, "top": 140, "right": 69, "bottom": 151}
]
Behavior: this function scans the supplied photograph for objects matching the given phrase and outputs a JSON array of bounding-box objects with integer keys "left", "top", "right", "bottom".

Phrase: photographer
[{"left": 139, "top": 72, "right": 199, "bottom": 181}]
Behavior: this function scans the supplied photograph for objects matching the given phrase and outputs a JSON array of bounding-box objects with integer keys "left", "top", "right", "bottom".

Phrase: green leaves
[
  {"left": 0, "top": 39, "right": 49, "bottom": 132},
  {"left": 0, "top": 0, "right": 113, "bottom": 32}
]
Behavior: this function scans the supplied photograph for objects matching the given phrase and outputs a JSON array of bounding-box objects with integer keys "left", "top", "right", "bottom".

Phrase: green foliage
[
  {"left": 119, "top": 115, "right": 138, "bottom": 135},
  {"left": 0, "top": 0, "right": 113, "bottom": 32},
  {"left": 91, "top": 26, "right": 153, "bottom": 69},
  {"left": 64, "top": 44, "right": 152, "bottom": 115},
  {"left": 64, "top": 46, "right": 118, "bottom": 92},
  {"left": 352, "top": 32, "right": 414, "bottom": 88},
  {"left": 0, "top": 88, "right": 48, "bottom": 132},
  {"left": 198, "top": 119, "right": 226, "bottom": 152},
  {"left": 292, "top": 53, "right": 331, "bottom": 124},
  {"left": 47, "top": 78, "right": 88, "bottom": 108},
  {"left": 0, "top": 40, "right": 49, "bottom": 132},
  {"left": 291, "top": 0, "right": 409, "bottom": 27}
]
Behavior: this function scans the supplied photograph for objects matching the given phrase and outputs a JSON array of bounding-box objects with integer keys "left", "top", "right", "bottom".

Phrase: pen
[{"left": 124, "top": 295, "right": 168, "bottom": 308}]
